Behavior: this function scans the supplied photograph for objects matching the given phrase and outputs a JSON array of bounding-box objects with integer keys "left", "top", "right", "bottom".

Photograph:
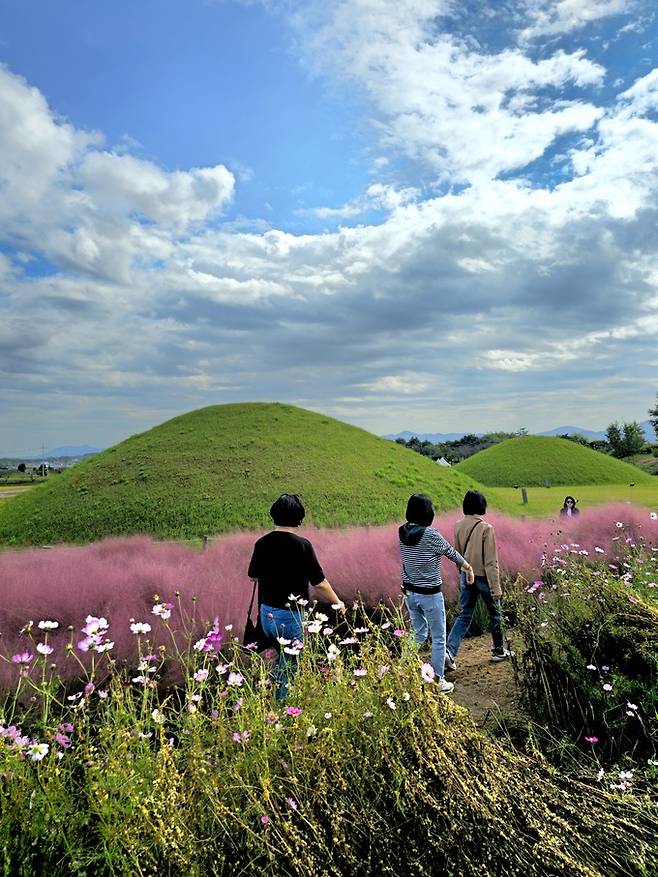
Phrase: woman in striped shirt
[{"left": 399, "top": 494, "right": 474, "bottom": 693}]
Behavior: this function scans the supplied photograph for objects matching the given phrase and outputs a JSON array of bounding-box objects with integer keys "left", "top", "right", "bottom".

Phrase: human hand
[
  {"left": 332, "top": 600, "right": 347, "bottom": 615},
  {"left": 463, "top": 564, "right": 475, "bottom": 585}
]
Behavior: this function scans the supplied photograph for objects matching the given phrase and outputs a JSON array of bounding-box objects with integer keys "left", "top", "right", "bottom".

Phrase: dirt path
[
  {"left": 448, "top": 634, "right": 518, "bottom": 726},
  {"left": 0, "top": 487, "right": 33, "bottom": 500}
]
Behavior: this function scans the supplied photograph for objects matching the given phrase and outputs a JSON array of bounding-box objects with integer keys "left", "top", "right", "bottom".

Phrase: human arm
[
  {"left": 312, "top": 579, "right": 346, "bottom": 614},
  {"left": 437, "top": 532, "right": 475, "bottom": 584}
]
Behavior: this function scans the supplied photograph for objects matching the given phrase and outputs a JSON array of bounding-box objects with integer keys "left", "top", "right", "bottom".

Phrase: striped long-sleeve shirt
[{"left": 399, "top": 524, "right": 465, "bottom": 591}]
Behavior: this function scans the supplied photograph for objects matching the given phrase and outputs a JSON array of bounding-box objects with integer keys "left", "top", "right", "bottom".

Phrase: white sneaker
[
  {"left": 445, "top": 651, "right": 457, "bottom": 672},
  {"left": 491, "top": 648, "right": 515, "bottom": 662},
  {"left": 436, "top": 678, "right": 454, "bottom": 693}
]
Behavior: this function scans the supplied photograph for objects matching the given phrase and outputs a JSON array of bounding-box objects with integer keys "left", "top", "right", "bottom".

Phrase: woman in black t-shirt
[{"left": 248, "top": 494, "right": 345, "bottom": 699}]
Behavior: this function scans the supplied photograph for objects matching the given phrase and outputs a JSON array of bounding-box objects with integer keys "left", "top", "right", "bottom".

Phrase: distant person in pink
[{"left": 560, "top": 496, "right": 580, "bottom": 518}]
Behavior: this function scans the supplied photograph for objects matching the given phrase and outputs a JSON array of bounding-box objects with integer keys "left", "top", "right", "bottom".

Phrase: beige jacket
[{"left": 454, "top": 515, "right": 501, "bottom": 597}]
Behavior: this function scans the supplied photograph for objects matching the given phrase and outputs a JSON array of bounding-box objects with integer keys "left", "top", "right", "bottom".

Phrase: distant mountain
[
  {"left": 46, "top": 445, "right": 102, "bottom": 458},
  {"left": 536, "top": 426, "right": 606, "bottom": 440}
]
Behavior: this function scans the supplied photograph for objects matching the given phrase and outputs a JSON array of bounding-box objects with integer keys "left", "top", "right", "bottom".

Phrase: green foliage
[
  {"left": 0, "top": 403, "right": 487, "bottom": 547},
  {"left": 512, "top": 545, "right": 658, "bottom": 762},
  {"left": 606, "top": 421, "right": 647, "bottom": 458},
  {"left": 455, "top": 436, "right": 654, "bottom": 487},
  {"left": 1, "top": 604, "right": 656, "bottom": 876}
]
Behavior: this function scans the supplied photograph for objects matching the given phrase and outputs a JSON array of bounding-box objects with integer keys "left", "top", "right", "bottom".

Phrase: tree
[
  {"left": 605, "top": 422, "right": 623, "bottom": 457},
  {"left": 649, "top": 393, "right": 658, "bottom": 440},
  {"left": 622, "top": 421, "right": 646, "bottom": 457},
  {"left": 17, "top": 463, "right": 26, "bottom": 472},
  {"left": 606, "top": 421, "right": 645, "bottom": 458}
]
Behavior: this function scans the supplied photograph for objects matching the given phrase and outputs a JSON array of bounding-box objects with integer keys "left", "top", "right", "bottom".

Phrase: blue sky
[{"left": 1, "top": 0, "right": 657, "bottom": 454}]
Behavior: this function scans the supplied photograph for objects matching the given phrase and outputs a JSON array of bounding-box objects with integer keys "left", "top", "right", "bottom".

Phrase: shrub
[{"left": 513, "top": 540, "right": 658, "bottom": 761}]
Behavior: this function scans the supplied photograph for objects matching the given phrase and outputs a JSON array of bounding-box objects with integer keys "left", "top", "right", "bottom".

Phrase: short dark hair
[
  {"left": 270, "top": 493, "right": 305, "bottom": 527},
  {"left": 563, "top": 495, "right": 577, "bottom": 508},
  {"left": 463, "top": 490, "right": 487, "bottom": 516},
  {"left": 405, "top": 493, "right": 434, "bottom": 526}
]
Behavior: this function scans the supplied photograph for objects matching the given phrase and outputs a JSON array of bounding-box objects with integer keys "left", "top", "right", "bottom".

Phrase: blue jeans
[
  {"left": 447, "top": 574, "right": 504, "bottom": 657},
  {"left": 260, "top": 604, "right": 304, "bottom": 701},
  {"left": 404, "top": 590, "right": 446, "bottom": 678}
]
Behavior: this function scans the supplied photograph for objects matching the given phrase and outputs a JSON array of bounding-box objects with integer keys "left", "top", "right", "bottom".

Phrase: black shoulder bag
[{"left": 242, "top": 581, "right": 275, "bottom": 651}]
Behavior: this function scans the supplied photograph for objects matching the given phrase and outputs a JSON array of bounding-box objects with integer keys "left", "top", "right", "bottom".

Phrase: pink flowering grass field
[{"left": 0, "top": 503, "right": 656, "bottom": 688}]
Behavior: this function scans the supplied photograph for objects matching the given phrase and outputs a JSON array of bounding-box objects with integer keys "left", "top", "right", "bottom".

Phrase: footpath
[{"left": 449, "top": 634, "right": 518, "bottom": 725}]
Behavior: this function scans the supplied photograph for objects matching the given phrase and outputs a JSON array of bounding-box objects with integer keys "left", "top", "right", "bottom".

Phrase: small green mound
[
  {"left": 455, "top": 436, "right": 652, "bottom": 487},
  {"left": 0, "top": 403, "right": 483, "bottom": 546}
]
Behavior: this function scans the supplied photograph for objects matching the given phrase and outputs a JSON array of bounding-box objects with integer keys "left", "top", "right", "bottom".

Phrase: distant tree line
[
  {"left": 396, "top": 393, "right": 658, "bottom": 465},
  {"left": 395, "top": 430, "right": 527, "bottom": 464}
]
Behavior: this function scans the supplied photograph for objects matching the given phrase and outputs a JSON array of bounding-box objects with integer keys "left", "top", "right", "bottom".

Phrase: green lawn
[{"left": 489, "top": 482, "right": 658, "bottom": 516}]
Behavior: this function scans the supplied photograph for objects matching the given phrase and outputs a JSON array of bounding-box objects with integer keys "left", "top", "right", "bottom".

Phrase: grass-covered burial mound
[
  {"left": 0, "top": 403, "right": 481, "bottom": 546},
  {"left": 456, "top": 435, "right": 652, "bottom": 487}
]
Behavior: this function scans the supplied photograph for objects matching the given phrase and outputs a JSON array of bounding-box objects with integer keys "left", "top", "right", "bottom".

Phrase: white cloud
[
  {"left": 306, "top": 182, "right": 420, "bottom": 219},
  {"left": 284, "top": 1, "right": 606, "bottom": 182},
  {"left": 3, "top": 3, "right": 658, "bottom": 447},
  {"left": 79, "top": 152, "right": 234, "bottom": 229},
  {"left": 520, "top": 0, "right": 635, "bottom": 41}
]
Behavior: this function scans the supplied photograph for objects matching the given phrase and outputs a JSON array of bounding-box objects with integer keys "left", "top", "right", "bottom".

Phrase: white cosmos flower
[
  {"left": 28, "top": 743, "right": 49, "bottom": 761},
  {"left": 38, "top": 620, "right": 59, "bottom": 630},
  {"left": 420, "top": 663, "right": 435, "bottom": 683},
  {"left": 129, "top": 622, "right": 151, "bottom": 635}
]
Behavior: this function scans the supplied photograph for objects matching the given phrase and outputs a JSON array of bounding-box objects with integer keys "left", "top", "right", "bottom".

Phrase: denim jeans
[
  {"left": 446, "top": 574, "right": 503, "bottom": 657},
  {"left": 404, "top": 590, "right": 446, "bottom": 678},
  {"left": 260, "top": 604, "right": 304, "bottom": 700}
]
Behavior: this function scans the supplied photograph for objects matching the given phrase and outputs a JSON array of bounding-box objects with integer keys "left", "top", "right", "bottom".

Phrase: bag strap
[
  {"left": 461, "top": 520, "right": 483, "bottom": 557},
  {"left": 247, "top": 579, "right": 258, "bottom": 619}
]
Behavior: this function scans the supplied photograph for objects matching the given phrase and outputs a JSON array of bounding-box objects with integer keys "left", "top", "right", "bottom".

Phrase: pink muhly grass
[{"left": 0, "top": 504, "right": 654, "bottom": 689}]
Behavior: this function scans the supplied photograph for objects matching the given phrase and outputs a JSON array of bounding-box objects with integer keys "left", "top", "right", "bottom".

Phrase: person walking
[
  {"left": 399, "top": 493, "right": 474, "bottom": 693},
  {"left": 446, "top": 490, "right": 512, "bottom": 670},
  {"left": 248, "top": 493, "right": 346, "bottom": 700}
]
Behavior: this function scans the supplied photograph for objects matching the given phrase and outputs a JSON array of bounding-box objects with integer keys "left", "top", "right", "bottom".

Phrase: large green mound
[
  {"left": 0, "top": 403, "right": 482, "bottom": 546},
  {"left": 455, "top": 435, "right": 653, "bottom": 487}
]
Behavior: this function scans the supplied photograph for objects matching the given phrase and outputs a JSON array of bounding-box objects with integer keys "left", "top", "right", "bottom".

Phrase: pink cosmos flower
[
  {"left": 260, "top": 815, "right": 270, "bottom": 825},
  {"left": 584, "top": 736, "right": 599, "bottom": 744},
  {"left": 602, "top": 683, "right": 613, "bottom": 692},
  {"left": 285, "top": 706, "right": 302, "bottom": 717}
]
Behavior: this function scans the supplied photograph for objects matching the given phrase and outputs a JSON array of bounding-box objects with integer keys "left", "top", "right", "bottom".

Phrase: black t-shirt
[{"left": 248, "top": 530, "right": 325, "bottom": 609}]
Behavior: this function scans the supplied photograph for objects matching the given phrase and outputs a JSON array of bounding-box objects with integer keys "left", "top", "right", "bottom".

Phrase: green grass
[
  {"left": 0, "top": 403, "right": 486, "bottom": 547},
  {"left": 456, "top": 435, "right": 654, "bottom": 487},
  {"left": 489, "top": 483, "right": 658, "bottom": 516}
]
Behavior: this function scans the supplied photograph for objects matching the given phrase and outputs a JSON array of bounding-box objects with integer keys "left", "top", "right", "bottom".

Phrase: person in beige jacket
[{"left": 445, "top": 490, "right": 512, "bottom": 670}]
